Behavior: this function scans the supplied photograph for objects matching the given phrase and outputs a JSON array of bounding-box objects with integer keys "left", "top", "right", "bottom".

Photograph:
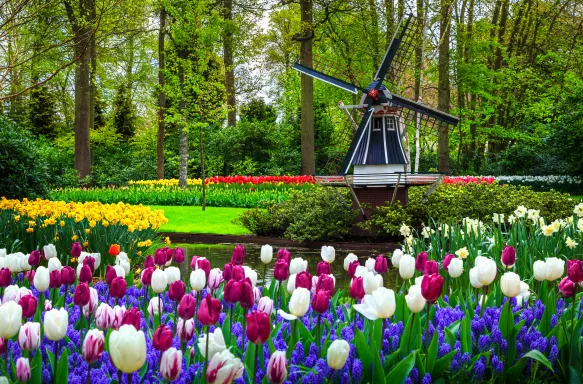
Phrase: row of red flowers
[
  {"left": 204, "top": 175, "right": 316, "bottom": 185},
  {"left": 442, "top": 176, "right": 496, "bottom": 185}
]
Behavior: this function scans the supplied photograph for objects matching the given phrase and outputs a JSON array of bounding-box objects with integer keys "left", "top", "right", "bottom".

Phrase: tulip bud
[
  {"left": 109, "top": 325, "right": 147, "bottom": 374},
  {"left": 567, "top": 259, "right": 583, "bottom": 284},
  {"left": 105, "top": 265, "right": 116, "bottom": 285},
  {"left": 374, "top": 255, "right": 388, "bottom": 274},
  {"left": 405, "top": 285, "right": 426, "bottom": 313},
  {"left": 154, "top": 248, "right": 167, "bottom": 266},
  {"left": 43, "top": 244, "right": 57, "bottom": 259},
  {"left": 108, "top": 244, "right": 121, "bottom": 257},
  {"left": 311, "top": 290, "right": 331, "bottom": 314},
  {"left": 78, "top": 265, "right": 93, "bottom": 284},
  {"left": 365, "top": 257, "right": 376, "bottom": 273},
  {"left": 316, "top": 261, "right": 331, "bottom": 276},
  {"left": 231, "top": 265, "right": 245, "bottom": 281},
  {"left": 198, "top": 295, "right": 221, "bottom": 326},
  {"left": 320, "top": 246, "right": 335, "bottom": 263},
  {"left": 424, "top": 260, "right": 439, "bottom": 275},
  {"left": 246, "top": 310, "right": 271, "bottom": 344},
  {"left": 161, "top": 348, "right": 183, "bottom": 382},
  {"left": 208, "top": 268, "right": 223, "bottom": 292},
  {"left": 347, "top": 260, "right": 359, "bottom": 278},
  {"left": 278, "top": 287, "right": 310, "bottom": 320},
  {"left": 253, "top": 287, "right": 262, "bottom": 304},
  {"left": 168, "top": 280, "right": 186, "bottom": 302},
  {"left": 327, "top": 339, "right": 350, "bottom": 370},
  {"left": 500, "top": 272, "right": 521, "bottom": 298},
  {"left": 18, "top": 322, "right": 41, "bottom": 351},
  {"left": 267, "top": 351, "right": 287, "bottom": 384},
  {"left": 277, "top": 248, "right": 291, "bottom": 264},
  {"left": 19, "top": 295, "right": 38, "bottom": 318},
  {"left": 258, "top": 296, "right": 274, "bottom": 316},
  {"left": 448, "top": 258, "right": 464, "bottom": 278},
  {"left": 415, "top": 252, "right": 428, "bottom": 272},
  {"left": 82, "top": 255, "right": 96, "bottom": 272},
  {"left": 165, "top": 248, "right": 174, "bottom": 265},
  {"left": 71, "top": 242, "right": 82, "bottom": 258},
  {"left": 222, "top": 263, "right": 233, "bottom": 281},
  {"left": 206, "top": 350, "right": 244, "bottom": 384},
  {"left": 153, "top": 325, "right": 173, "bottom": 352},
  {"left": 74, "top": 282, "right": 91, "bottom": 307},
  {"left": 174, "top": 247, "right": 185, "bottom": 264},
  {"left": 421, "top": 274, "right": 444, "bottom": 304},
  {"left": 224, "top": 280, "right": 241, "bottom": 304},
  {"left": 343, "top": 253, "right": 358, "bottom": 271},
  {"left": 177, "top": 318, "right": 195, "bottom": 342},
  {"left": 141, "top": 267, "right": 154, "bottom": 286},
  {"left": 121, "top": 307, "right": 141, "bottom": 330},
  {"left": 111, "top": 305, "right": 126, "bottom": 330},
  {"left": 82, "top": 329, "right": 104, "bottom": 363},
  {"left": 178, "top": 294, "right": 196, "bottom": 320},
  {"left": 315, "top": 274, "right": 335, "bottom": 294},
  {"left": 559, "top": 277, "right": 576, "bottom": 298},
  {"left": 28, "top": 250, "right": 40, "bottom": 267},
  {"left": 501, "top": 246, "right": 516, "bottom": 268},
  {"left": 475, "top": 256, "right": 497, "bottom": 286},
  {"left": 0, "top": 268, "right": 11, "bottom": 288},
  {"left": 261, "top": 245, "right": 273, "bottom": 264},
  {"left": 110, "top": 276, "right": 127, "bottom": 299},
  {"left": 148, "top": 296, "right": 163, "bottom": 318},
  {"left": 49, "top": 269, "right": 61, "bottom": 288},
  {"left": 239, "top": 279, "right": 254, "bottom": 309},
  {"left": 0, "top": 301, "right": 21, "bottom": 339},
  {"left": 48, "top": 257, "right": 62, "bottom": 272},
  {"left": 286, "top": 274, "right": 297, "bottom": 294},
  {"left": 289, "top": 257, "right": 308, "bottom": 275},
  {"left": 295, "top": 271, "right": 312, "bottom": 290},
  {"left": 189, "top": 269, "right": 206, "bottom": 292},
  {"left": 165, "top": 267, "right": 181, "bottom": 285},
  {"left": 231, "top": 244, "right": 246, "bottom": 265},
  {"left": 350, "top": 277, "right": 365, "bottom": 301},
  {"left": 144, "top": 255, "right": 155, "bottom": 269},
  {"left": 43, "top": 308, "right": 68, "bottom": 341},
  {"left": 391, "top": 249, "right": 403, "bottom": 268},
  {"left": 83, "top": 287, "right": 99, "bottom": 317},
  {"left": 44, "top": 299, "right": 52, "bottom": 312},
  {"left": 545, "top": 257, "right": 565, "bottom": 281},
  {"left": 273, "top": 259, "right": 289, "bottom": 281},
  {"left": 197, "top": 328, "right": 227, "bottom": 358},
  {"left": 16, "top": 357, "right": 31, "bottom": 382},
  {"left": 443, "top": 254, "right": 455, "bottom": 271},
  {"left": 469, "top": 267, "right": 483, "bottom": 289},
  {"left": 96, "top": 303, "right": 114, "bottom": 330},
  {"left": 31, "top": 266, "right": 49, "bottom": 292},
  {"left": 151, "top": 269, "right": 168, "bottom": 293}
]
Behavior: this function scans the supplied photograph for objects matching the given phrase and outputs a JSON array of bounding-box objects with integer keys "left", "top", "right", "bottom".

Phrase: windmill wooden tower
[{"left": 293, "top": 14, "right": 459, "bottom": 220}]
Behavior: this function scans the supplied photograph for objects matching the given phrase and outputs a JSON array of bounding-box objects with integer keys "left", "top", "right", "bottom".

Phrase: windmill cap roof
[{"left": 366, "top": 80, "right": 388, "bottom": 92}]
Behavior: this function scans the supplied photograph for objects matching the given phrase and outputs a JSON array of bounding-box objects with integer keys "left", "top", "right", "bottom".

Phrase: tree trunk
[
  {"left": 178, "top": 54, "right": 188, "bottom": 189},
  {"left": 200, "top": 127, "right": 206, "bottom": 210},
  {"left": 88, "top": 0, "right": 96, "bottom": 131},
  {"left": 437, "top": 0, "right": 451, "bottom": 174},
  {"left": 299, "top": 0, "right": 315, "bottom": 175},
  {"left": 413, "top": 0, "right": 424, "bottom": 173},
  {"left": 222, "top": 0, "right": 236, "bottom": 127},
  {"left": 157, "top": 6, "right": 166, "bottom": 179}
]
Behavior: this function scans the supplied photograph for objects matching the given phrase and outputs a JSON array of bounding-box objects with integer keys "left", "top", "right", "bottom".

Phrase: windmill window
[
  {"left": 385, "top": 116, "right": 396, "bottom": 131},
  {"left": 372, "top": 117, "right": 383, "bottom": 131}
]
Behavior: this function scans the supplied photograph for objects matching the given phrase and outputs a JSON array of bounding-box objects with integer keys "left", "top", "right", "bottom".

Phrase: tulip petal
[{"left": 277, "top": 310, "right": 298, "bottom": 321}]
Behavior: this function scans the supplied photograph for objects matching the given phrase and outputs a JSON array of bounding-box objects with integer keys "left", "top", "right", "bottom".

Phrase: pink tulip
[
  {"left": 18, "top": 322, "right": 40, "bottom": 351},
  {"left": 443, "top": 254, "right": 455, "bottom": 271},
  {"left": 567, "top": 260, "right": 583, "bottom": 284},
  {"left": 421, "top": 273, "right": 444, "bottom": 304},
  {"left": 16, "top": 357, "right": 31, "bottom": 382},
  {"left": 267, "top": 351, "right": 287, "bottom": 384},
  {"left": 416, "top": 252, "right": 428, "bottom": 272},
  {"left": 95, "top": 303, "right": 114, "bottom": 330},
  {"left": 83, "top": 287, "right": 99, "bottom": 317},
  {"left": 111, "top": 305, "right": 126, "bottom": 330},
  {"left": 82, "top": 329, "right": 104, "bottom": 363},
  {"left": 160, "top": 348, "right": 183, "bottom": 382},
  {"left": 258, "top": 296, "right": 274, "bottom": 316},
  {"left": 501, "top": 246, "right": 516, "bottom": 268},
  {"left": 177, "top": 318, "right": 195, "bottom": 342},
  {"left": 559, "top": 277, "right": 577, "bottom": 298}
]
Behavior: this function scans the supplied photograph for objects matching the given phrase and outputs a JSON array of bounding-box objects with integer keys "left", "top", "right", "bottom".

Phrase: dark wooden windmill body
[{"left": 293, "top": 14, "right": 459, "bottom": 221}]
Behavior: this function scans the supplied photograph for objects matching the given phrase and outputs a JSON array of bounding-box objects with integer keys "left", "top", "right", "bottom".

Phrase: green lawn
[
  {"left": 149, "top": 205, "right": 252, "bottom": 235},
  {"left": 571, "top": 195, "right": 583, "bottom": 202}
]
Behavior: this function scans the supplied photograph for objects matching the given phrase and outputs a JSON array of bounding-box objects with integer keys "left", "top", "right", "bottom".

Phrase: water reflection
[{"left": 177, "top": 243, "right": 397, "bottom": 289}]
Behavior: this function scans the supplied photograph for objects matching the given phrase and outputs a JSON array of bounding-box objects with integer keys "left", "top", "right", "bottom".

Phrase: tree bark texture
[
  {"left": 157, "top": 6, "right": 166, "bottom": 179},
  {"left": 299, "top": 0, "right": 315, "bottom": 175},
  {"left": 413, "top": 0, "right": 424, "bottom": 173},
  {"left": 177, "top": 56, "right": 188, "bottom": 189},
  {"left": 437, "top": 0, "right": 451, "bottom": 173},
  {"left": 222, "top": 0, "right": 236, "bottom": 127}
]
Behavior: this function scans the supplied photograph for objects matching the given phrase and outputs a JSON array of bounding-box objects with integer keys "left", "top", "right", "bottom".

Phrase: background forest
[{"left": 1, "top": 0, "right": 582, "bottom": 191}]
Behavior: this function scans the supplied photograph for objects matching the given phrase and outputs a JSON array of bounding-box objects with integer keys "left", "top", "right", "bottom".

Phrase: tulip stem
[
  {"left": 327, "top": 368, "right": 335, "bottom": 383},
  {"left": 253, "top": 343, "right": 258, "bottom": 384},
  {"left": 85, "top": 364, "right": 91, "bottom": 384},
  {"left": 203, "top": 326, "right": 210, "bottom": 380},
  {"left": 158, "top": 294, "right": 162, "bottom": 324},
  {"left": 316, "top": 314, "right": 322, "bottom": 356},
  {"left": 53, "top": 340, "right": 59, "bottom": 384},
  {"left": 569, "top": 290, "right": 577, "bottom": 370},
  {"left": 425, "top": 302, "right": 431, "bottom": 368},
  {"left": 292, "top": 319, "right": 297, "bottom": 347},
  {"left": 172, "top": 303, "right": 178, "bottom": 336},
  {"left": 4, "top": 348, "right": 8, "bottom": 380},
  {"left": 117, "top": 369, "right": 121, "bottom": 384},
  {"left": 242, "top": 314, "right": 247, "bottom": 349},
  {"left": 263, "top": 264, "right": 267, "bottom": 288},
  {"left": 127, "top": 373, "right": 133, "bottom": 384}
]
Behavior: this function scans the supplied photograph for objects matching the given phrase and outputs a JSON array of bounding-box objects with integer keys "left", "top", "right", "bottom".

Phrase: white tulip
[
  {"left": 399, "top": 254, "right": 415, "bottom": 280},
  {"left": 365, "top": 258, "right": 376, "bottom": 273},
  {"left": 500, "top": 272, "right": 521, "bottom": 298},
  {"left": 3, "top": 285, "right": 20, "bottom": 303},
  {"left": 375, "top": 274, "right": 383, "bottom": 288},
  {"left": 19, "top": 254, "right": 31, "bottom": 271},
  {"left": 354, "top": 266, "right": 368, "bottom": 278},
  {"left": 405, "top": 285, "right": 426, "bottom": 313},
  {"left": 47, "top": 257, "right": 62, "bottom": 272},
  {"left": 289, "top": 258, "right": 308, "bottom": 275},
  {"left": 258, "top": 296, "right": 274, "bottom": 316},
  {"left": 207, "top": 268, "right": 223, "bottom": 292},
  {"left": 448, "top": 258, "right": 464, "bottom": 278},
  {"left": 116, "top": 258, "right": 130, "bottom": 276},
  {"left": 363, "top": 272, "right": 379, "bottom": 294},
  {"left": 206, "top": 349, "right": 244, "bottom": 384},
  {"left": 0, "top": 301, "right": 22, "bottom": 338},
  {"left": 165, "top": 267, "right": 180, "bottom": 284},
  {"left": 533, "top": 260, "right": 546, "bottom": 282},
  {"left": 343, "top": 253, "right": 358, "bottom": 271},
  {"left": 82, "top": 287, "right": 99, "bottom": 317},
  {"left": 391, "top": 249, "right": 403, "bottom": 268},
  {"left": 261, "top": 245, "right": 273, "bottom": 264},
  {"left": 516, "top": 281, "right": 530, "bottom": 306},
  {"left": 327, "top": 339, "right": 350, "bottom": 370},
  {"left": 0, "top": 248, "right": 6, "bottom": 258},
  {"left": 43, "top": 244, "right": 57, "bottom": 259},
  {"left": 545, "top": 257, "right": 564, "bottom": 281},
  {"left": 278, "top": 287, "right": 310, "bottom": 320},
  {"left": 353, "top": 287, "right": 396, "bottom": 320},
  {"left": 109, "top": 325, "right": 147, "bottom": 373},
  {"left": 151, "top": 270, "right": 168, "bottom": 293},
  {"left": 475, "top": 256, "right": 497, "bottom": 286},
  {"left": 321, "top": 246, "right": 335, "bottom": 263},
  {"left": 44, "top": 308, "right": 68, "bottom": 341},
  {"left": 243, "top": 266, "right": 258, "bottom": 287},
  {"left": 469, "top": 267, "right": 483, "bottom": 288},
  {"left": 197, "top": 328, "right": 227, "bottom": 358},
  {"left": 190, "top": 269, "right": 206, "bottom": 292},
  {"left": 286, "top": 274, "right": 297, "bottom": 294},
  {"left": 148, "top": 297, "right": 163, "bottom": 317},
  {"left": 414, "top": 276, "right": 424, "bottom": 286},
  {"left": 113, "top": 265, "right": 126, "bottom": 279},
  {"left": 5, "top": 254, "right": 21, "bottom": 273}
]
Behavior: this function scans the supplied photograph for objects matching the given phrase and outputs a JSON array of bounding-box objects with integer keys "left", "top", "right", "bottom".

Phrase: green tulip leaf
[
  {"left": 139, "top": 361, "right": 149, "bottom": 382},
  {"left": 56, "top": 347, "right": 70, "bottom": 384},
  {"left": 221, "top": 313, "right": 232, "bottom": 346},
  {"left": 30, "top": 350, "right": 43, "bottom": 384},
  {"left": 354, "top": 328, "right": 373, "bottom": 383},
  {"left": 460, "top": 317, "right": 472, "bottom": 355},
  {"left": 371, "top": 338, "right": 386, "bottom": 384},
  {"left": 400, "top": 313, "right": 421, "bottom": 360},
  {"left": 432, "top": 350, "right": 457, "bottom": 377},
  {"left": 385, "top": 351, "right": 416, "bottom": 384},
  {"left": 507, "top": 350, "right": 553, "bottom": 377},
  {"left": 426, "top": 330, "right": 439, "bottom": 374}
]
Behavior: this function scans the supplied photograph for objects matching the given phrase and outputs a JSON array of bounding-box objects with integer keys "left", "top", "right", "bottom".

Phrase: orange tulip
[{"left": 109, "top": 244, "right": 121, "bottom": 257}]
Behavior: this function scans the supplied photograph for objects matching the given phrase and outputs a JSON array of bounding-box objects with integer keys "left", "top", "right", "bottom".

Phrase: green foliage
[
  {"left": 365, "top": 183, "right": 574, "bottom": 237},
  {"left": 0, "top": 117, "right": 50, "bottom": 198},
  {"left": 27, "top": 86, "right": 59, "bottom": 139},
  {"left": 236, "top": 188, "right": 356, "bottom": 241},
  {"left": 112, "top": 83, "right": 136, "bottom": 139}
]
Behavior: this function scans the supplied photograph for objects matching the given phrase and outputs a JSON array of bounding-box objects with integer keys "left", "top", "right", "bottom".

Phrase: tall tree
[
  {"left": 437, "top": 0, "right": 451, "bottom": 173},
  {"left": 221, "top": 0, "right": 237, "bottom": 127},
  {"left": 158, "top": 5, "right": 166, "bottom": 179}
]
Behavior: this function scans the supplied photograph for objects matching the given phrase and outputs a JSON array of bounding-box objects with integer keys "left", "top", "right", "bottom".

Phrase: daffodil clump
[{"left": 0, "top": 197, "right": 167, "bottom": 271}]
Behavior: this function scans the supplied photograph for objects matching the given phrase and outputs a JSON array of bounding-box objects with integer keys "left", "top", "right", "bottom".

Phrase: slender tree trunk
[
  {"left": 413, "top": 0, "right": 424, "bottom": 173},
  {"left": 157, "top": 6, "right": 166, "bottom": 179},
  {"left": 437, "top": 0, "right": 451, "bottom": 173},
  {"left": 88, "top": 0, "right": 96, "bottom": 131},
  {"left": 222, "top": 0, "right": 236, "bottom": 127},
  {"left": 299, "top": 0, "right": 315, "bottom": 175},
  {"left": 200, "top": 127, "right": 206, "bottom": 210},
  {"left": 178, "top": 55, "right": 188, "bottom": 189},
  {"left": 74, "top": 38, "right": 92, "bottom": 179}
]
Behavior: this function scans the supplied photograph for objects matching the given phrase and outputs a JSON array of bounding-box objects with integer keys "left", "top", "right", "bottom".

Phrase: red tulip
[
  {"left": 108, "top": 244, "right": 121, "bottom": 257},
  {"left": 273, "top": 259, "right": 289, "bottom": 281},
  {"left": 178, "top": 294, "right": 196, "bottom": 319},
  {"left": 78, "top": 265, "right": 93, "bottom": 284},
  {"left": 347, "top": 260, "right": 360, "bottom": 278},
  {"left": 311, "top": 290, "right": 331, "bottom": 314},
  {"left": 71, "top": 242, "right": 82, "bottom": 258},
  {"left": 61, "top": 266, "right": 76, "bottom": 285},
  {"left": 49, "top": 270, "right": 61, "bottom": 288},
  {"left": 82, "top": 256, "right": 95, "bottom": 272},
  {"left": 246, "top": 311, "right": 271, "bottom": 344},
  {"left": 316, "top": 261, "right": 331, "bottom": 276},
  {"left": 144, "top": 255, "right": 155, "bottom": 269},
  {"left": 82, "top": 329, "right": 104, "bottom": 363},
  {"left": 350, "top": 277, "right": 365, "bottom": 300},
  {"left": 105, "top": 266, "right": 117, "bottom": 285},
  {"left": 121, "top": 308, "right": 141, "bottom": 330},
  {"left": 110, "top": 276, "right": 127, "bottom": 299},
  {"left": 416, "top": 252, "right": 428, "bottom": 272},
  {"left": 223, "top": 263, "right": 233, "bottom": 281},
  {"left": 141, "top": 267, "right": 154, "bottom": 286},
  {"left": 239, "top": 279, "right": 254, "bottom": 309},
  {"left": 168, "top": 280, "right": 186, "bottom": 302},
  {"left": 501, "top": 246, "right": 516, "bottom": 267},
  {"left": 424, "top": 260, "right": 439, "bottom": 275},
  {"left": 443, "top": 254, "right": 455, "bottom": 271},
  {"left": 174, "top": 248, "right": 185, "bottom": 263},
  {"left": 231, "top": 244, "right": 246, "bottom": 265},
  {"left": 567, "top": 259, "right": 583, "bottom": 284},
  {"left": 559, "top": 277, "right": 577, "bottom": 298},
  {"left": 374, "top": 255, "right": 388, "bottom": 274},
  {"left": 224, "top": 280, "right": 241, "bottom": 304},
  {"left": 231, "top": 265, "right": 245, "bottom": 281},
  {"left": 295, "top": 271, "right": 312, "bottom": 290},
  {"left": 74, "top": 282, "right": 91, "bottom": 306},
  {"left": 190, "top": 256, "right": 199, "bottom": 270},
  {"left": 28, "top": 250, "right": 40, "bottom": 267},
  {"left": 165, "top": 248, "right": 174, "bottom": 264},
  {"left": 154, "top": 248, "right": 167, "bottom": 266},
  {"left": 277, "top": 249, "right": 291, "bottom": 264},
  {"left": 19, "top": 295, "right": 38, "bottom": 318},
  {"left": 0, "top": 268, "right": 11, "bottom": 287},
  {"left": 315, "top": 274, "right": 334, "bottom": 294},
  {"left": 197, "top": 295, "right": 221, "bottom": 326},
  {"left": 421, "top": 273, "right": 444, "bottom": 304}
]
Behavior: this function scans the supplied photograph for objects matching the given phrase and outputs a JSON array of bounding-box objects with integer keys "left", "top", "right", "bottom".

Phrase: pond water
[{"left": 176, "top": 243, "right": 398, "bottom": 289}]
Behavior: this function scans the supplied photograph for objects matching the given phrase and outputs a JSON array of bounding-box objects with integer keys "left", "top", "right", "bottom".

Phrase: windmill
[{"left": 293, "top": 13, "right": 459, "bottom": 220}]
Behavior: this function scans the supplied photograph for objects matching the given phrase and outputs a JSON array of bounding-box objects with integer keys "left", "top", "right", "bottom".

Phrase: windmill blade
[
  {"left": 339, "top": 106, "right": 374, "bottom": 175},
  {"left": 376, "top": 92, "right": 459, "bottom": 126},
  {"left": 374, "top": 13, "right": 420, "bottom": 89},
  {"left": 293, "top": 62, "right": 359, "bottom": 94}
]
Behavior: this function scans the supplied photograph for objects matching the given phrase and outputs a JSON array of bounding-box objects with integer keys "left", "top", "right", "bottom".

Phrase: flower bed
[
  {"left": 443, "top": 176, "right": 496, "bottom": 185},
  {"left": 493, "top": 175, "right": 583, "bottom": 194},
  {"left": 50, "top": 177, "right": 316, "bottom": 208},
  {"left": 0, "top": 197, "right": 166, "bottom": 273},
  {"left": 1, "top": 212, "right": 583, "bottom": 384}
]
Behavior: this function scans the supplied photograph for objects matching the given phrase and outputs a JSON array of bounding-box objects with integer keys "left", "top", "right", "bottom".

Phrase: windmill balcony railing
[{"left": 315, "top": 172, "right": 444, "bottom": 187}]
